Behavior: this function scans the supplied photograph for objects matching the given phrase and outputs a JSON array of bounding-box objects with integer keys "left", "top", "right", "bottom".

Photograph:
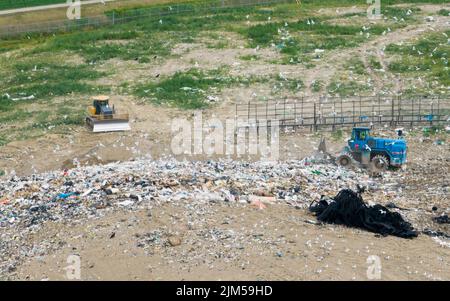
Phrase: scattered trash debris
[
  {"left": 117, "top": 200, "right": 134, "bottom": 207},
  {"left": 11, "top": 95, "right": 35, "bottom": 101},
  {"left": 423, "top": 229, "right": 450, "bottom": 239},
  {"left": 434, "top": 214, "right": 450, "bottom": 224},
  {"left": 53, "top": 192, "right": 79, "bottom": 201},
  {"left": 248, "top": 195, "right": 275, "bottom": 205},
  {"left": 432, "top": 237, "right": 450, "bottom": 248},
  {"left": 250, "top": 199, "right": 267, "bottom": 210}
]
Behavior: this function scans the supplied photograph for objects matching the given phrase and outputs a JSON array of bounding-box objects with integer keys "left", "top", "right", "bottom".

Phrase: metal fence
[
  {"left": 235, "top": 95, "right": 450, "bottom": 131},
  {"left": 0, "top": 0, "right": 291, "bottom": 38}
]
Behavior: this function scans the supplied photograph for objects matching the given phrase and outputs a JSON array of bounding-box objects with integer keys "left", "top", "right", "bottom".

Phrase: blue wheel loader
[{"left": 336, "top": 127, "right": 407, "bottom": 171}]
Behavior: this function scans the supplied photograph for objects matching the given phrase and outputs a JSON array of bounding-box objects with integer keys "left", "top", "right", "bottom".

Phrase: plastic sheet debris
[
  {"left": 117, "top": 200, "right": 134, "bottom": 207},
  {"left": 309, "top": 189, "right": 418, "bottom": 239},
  {"left": 432, "top": 237, "right": 450, "bottom": 248},
  {"left": 434, "top": 214, "right": 450, "bottom": 224},
  {"left": 250, "top": 199, "right": 267, "bottom": 210},
  {"left": 53, "top": 192, "right": 79, "bottom": 201},
  {"left": 248, "top": 195, "right": 275, "bottom": 205}
]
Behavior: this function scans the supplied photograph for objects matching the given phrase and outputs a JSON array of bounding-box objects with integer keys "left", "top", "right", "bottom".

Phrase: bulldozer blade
[{"left": 91, "top": 120, "right": 131, "bottom": 133}]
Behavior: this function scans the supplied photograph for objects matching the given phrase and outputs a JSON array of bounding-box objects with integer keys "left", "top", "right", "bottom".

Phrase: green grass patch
[
  {"left": 0, "top": 109, "right": 33, "bottom": 124},
  {"left": 1, "top": 62, "right": 108, "bottom": 106},
  {"left": 311, "top": 80, "right": 324, "bottom": 92},
  {"left": 369, "top": 56, "right": 383, "bottom": 70},
  {"left": 386, "top": 30, "right": 450, "bottom": 87},
  {"left": 242, "top": 17, "right": 389, "bottom": 64},
  {"left": 0, "top": 135, "right": 8, "bottom": 146},
  {"left": 438, "top": 9, "right": 450, "bottom": 16},
  {"left": 382, "top": 7, "right": 421, "bottom": 21},
  {"left": 29, "top": 29, "right": 171, "bottom": 63},
  {"left": 134, "top": 67, "right": 274, "bottom": 109},
  {"left": 135, "top": 68, "right": 238, "bottom": 109},
  {"left": 422, "top": 125, "right": 445, "bottom": 137},
  {"left": 29, "top": 111, "right": 84, "bottom": 130},
  {"left": 0, "top": 0, "right": 65, "bottom": 10},
  {"left": 239, "top": 54, "right": 260, "bottom": 61},
  {"left": 346, "top": 57, "right": 367, "bottom": 75},
  {"left": 299, "top": 0, "right": 447, "bottom": 6},
  {"left": 207, "top": 40, "right": 229, "bottom": 49},
  {"left": 0, "top": 96, "right": 14, "bottom": 112},
  {"left": 331, "top": 129, "right": 344, "bottom": 141},
  {"left": 274, "top": 74, "right": 304, "bottom": 92},
  {"left": 327, "top": 81, "right": 372, "bottom": 96}
]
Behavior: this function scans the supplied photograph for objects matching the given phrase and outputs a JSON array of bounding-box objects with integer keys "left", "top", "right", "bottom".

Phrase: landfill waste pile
[
  {"left": 0, "top": 152, "right": 449, "bottom": 279},
  {"left": 309, "top": 189, "right": 418, "bottom": 239},
  {"left": 0, "top": 158, "right": 408, "bottom": 229}
]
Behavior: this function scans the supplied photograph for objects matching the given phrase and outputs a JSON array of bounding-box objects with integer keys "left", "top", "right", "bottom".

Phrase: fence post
[
  {"left": 371, "top": 98, "right": 374, "bottom": 128},
  {"left": 378, "top": 95, "right": 381, "bottom": 125},
  {"left": 301, "top": 96, "right": 304, "bottom": 125},
  {"left": 430, "top": 102, "right": 434, "bottom": 126},
  {"left": 437, "top": 95, "right": 441, "bottom": 122},
  {"left": 359, "top": 96, "right": 362, "bottom": 120},
  {"left": 112, "top": 11, "right": 115, "bottom": 25},
  {"left": 266, "top": 101, "right": 268, "bottom": 122},
  {"left": 418, "top": 97, "right": 422, "bottom": 123},
  {"left": 353, "top": 99, "right": 355, "bottom": 126},
  {"left": 391, "top": 97, "right": 394, "bottom": 126},
  {"left": 313, "top": 102, "right": 317, "bottom": 132},
  {"left": 255, "top": 103, "right": 259, "bottom": 134},
  {"left": 294, "top": 101, "right": 297, "bottom": 128},
  {"left": 333, "top": 101, "right": 336, "bottom": 127}
]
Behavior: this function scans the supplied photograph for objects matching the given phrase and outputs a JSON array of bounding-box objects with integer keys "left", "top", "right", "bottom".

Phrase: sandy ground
[{"left": 14, "top": 202, "right": 450, "bottom": 281}]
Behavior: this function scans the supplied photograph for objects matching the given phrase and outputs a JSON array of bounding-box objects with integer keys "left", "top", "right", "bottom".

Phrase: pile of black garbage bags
[{"left": 309, "top": 189, "right": 418, "bottom": 239}]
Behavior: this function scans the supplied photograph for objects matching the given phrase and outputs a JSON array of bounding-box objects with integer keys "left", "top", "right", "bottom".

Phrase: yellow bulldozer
[{"left": 86, "top": 96, "right": 130, "bottom": 133}]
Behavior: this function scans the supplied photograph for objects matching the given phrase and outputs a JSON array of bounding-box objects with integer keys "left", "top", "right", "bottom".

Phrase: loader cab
[
  {"left": 349, "top": 127, "right": 370, "bottom": 152},
  {"left": 93, "top": 96, "right": 114, "bottom": 116}
]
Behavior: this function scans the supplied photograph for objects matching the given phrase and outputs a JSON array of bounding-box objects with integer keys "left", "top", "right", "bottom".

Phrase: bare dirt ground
[
  {"left": 14, "top": 202, "right": 450, "bottom": 281},
  {"left": 0, "top": 4, "right": 449, "bottom": 281}
]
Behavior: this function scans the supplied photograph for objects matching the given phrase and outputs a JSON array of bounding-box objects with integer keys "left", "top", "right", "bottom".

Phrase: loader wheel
[
  {"left": 371, "top": 155, "right": 389, "bottom": 172},
  {"left": 336, "top": 153, "right": 353, "bottom": 167}
]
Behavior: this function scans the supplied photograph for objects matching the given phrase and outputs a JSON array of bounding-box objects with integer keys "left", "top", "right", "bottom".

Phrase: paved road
[{"left": 0, "top": 0, "right": 117, "bottom": 16}]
